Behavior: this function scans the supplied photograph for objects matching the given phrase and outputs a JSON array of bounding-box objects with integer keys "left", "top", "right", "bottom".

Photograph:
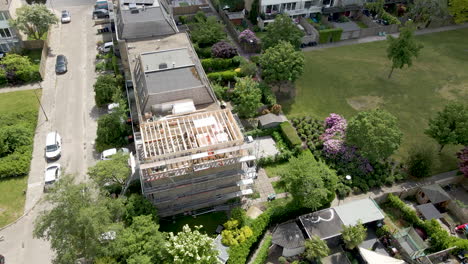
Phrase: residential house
[
  {"left": 259, "top": 0, "right": 323, "bottom": 24},
  {"left": 0, "top": 0, "right": 22, "bottom": 52}
]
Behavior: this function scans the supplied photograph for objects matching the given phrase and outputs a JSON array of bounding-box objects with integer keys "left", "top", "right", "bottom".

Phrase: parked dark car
[
  {"left": 55, "top": 55, "right": 67, "bottom": 74},
  {"left": 93, "top": 9, "right": 109, "bottom": 19}
]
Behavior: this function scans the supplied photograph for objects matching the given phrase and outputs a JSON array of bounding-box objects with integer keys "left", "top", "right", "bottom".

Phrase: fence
[
  {"left": 38, "top": 34, "right": 50, "bottom": 79},
  {"left": 22, "top": 39, "right": 44, "bottom": 50}
]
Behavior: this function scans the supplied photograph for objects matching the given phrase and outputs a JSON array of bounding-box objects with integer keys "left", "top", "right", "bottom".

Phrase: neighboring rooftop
[
  {"left": 258, "top": 113, "right": 288, "bottom": 129},
  {"left": 419, "top": 184, "right": 451, "bottom": 204},
  {"left": 334, "top": 198, "right": 385, "bottom": 226},
  {"left": 272, "top": 221, "right": 305, "bottom": 250},
  {"left": 416, "top": 203, "right": 442, "bottom": 220},
  {"left": 299, "top": 208, "right": 343, "bottom": 240},
  {"left": 214, "top": 235, "right": 229, "bottom": 264}
]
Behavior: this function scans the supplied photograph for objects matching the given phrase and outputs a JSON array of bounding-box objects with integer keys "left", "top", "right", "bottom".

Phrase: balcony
[{"left": 283, "top": 6, "right": 322, "bottom": 16}]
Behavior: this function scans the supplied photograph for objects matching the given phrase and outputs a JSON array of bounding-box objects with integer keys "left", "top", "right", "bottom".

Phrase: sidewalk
[
  {"left": 303, "top": 23, "right": 468, "bottom": 51},
  {"left": 0, "top": 83, "right": 42, "bottom": 94}
]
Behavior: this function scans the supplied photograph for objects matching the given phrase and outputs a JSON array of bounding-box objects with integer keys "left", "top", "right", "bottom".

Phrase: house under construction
[{"left": 136, "top": 109, "right": 255, "bottom": 217}]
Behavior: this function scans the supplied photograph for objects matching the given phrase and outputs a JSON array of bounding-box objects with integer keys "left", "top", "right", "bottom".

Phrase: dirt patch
[
  {"left": 346, "top": 96, "right": 384, "bottom": 111},
  {"left": 437, "top": 83, "right": 468, "bottom": 100}
]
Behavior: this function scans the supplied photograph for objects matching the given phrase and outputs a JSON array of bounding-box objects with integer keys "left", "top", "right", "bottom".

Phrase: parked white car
[
  {"left": 44, "top": 164, "right": 61, "bottom": 192},
  {"left": 61, "top": 10, "right": 71, "bottom": 23},
  {"left": 99, "top": 42, "right": 113, "bottom": 53},
  {"left": 100, "top": 148, "right": 129, "bottom": 160},
  {"left": 107, "top": 103, "right": 119, "bottom": 114},
  {"left": 45, "top": 131, "right": 62, "bottom": 160}
]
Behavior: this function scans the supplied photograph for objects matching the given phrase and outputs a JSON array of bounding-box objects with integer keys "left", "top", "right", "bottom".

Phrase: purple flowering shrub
[
  {"left": 238, "top": 29, "right": 260, "bottom": 45},
  {"left": 457, "top": 146, "right": 468, "bottom": 177},
  {"left": 211, "top": 41, "right": 238, "bottom": 58}
]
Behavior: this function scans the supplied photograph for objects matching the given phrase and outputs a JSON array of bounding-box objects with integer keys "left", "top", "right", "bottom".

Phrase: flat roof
[
  {"left": 334, "top": 198, "right": 385, "bottom": 226},
  {"left": 140, "top": 109, "right": 244, "bottom": 160},
  {"left": 299, "top": 208, "right": 343, "bottom": 240},
  {"left": 141, "top": 48, "right": 194, "bottom": 72}
]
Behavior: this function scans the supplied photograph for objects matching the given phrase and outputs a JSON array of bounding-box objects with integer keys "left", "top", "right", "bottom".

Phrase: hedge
[
  {"left": 207, "top": 70, "right": 237, "bottom": 82},
  {"left": 251, "top": 234, "right": 272, "bottom": 264},
  {"left": 318, "top": 28, "right": 343, "bottom": 44},
  {"left": 0, "top": 146, "right": 33, "bottom": 178},
  {"left": 201, "top": 58, "right": 239, "bottom": 72},
  {"left": 280, "top": 121, "right": 302, "bottom": 149},
  {"left": 259, "top": 82, "right": 277, "bottom": 106}
]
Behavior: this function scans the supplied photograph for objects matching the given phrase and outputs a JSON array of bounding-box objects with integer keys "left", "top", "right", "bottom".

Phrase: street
[{"left": 0, "top": 0, "right": 100, "bottom": 263}]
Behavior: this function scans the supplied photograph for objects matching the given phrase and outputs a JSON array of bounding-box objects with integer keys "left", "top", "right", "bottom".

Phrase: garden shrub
[
  {"left": 239, "top": 60, "right": 257, "bottom": 77},
  {"left": 279, "top": 121, "right": 302, "bottom": 149},
  {"left": 318, "top": 28, "right": 343, "bottom": 43},
  {"left": 0, "top": 145, "right": 32, "bottom": 178},
  {"left": 270, "top": 104, "right": 282, "bottom": 114},
  {"left": 0, "top": 67, "right": 7, "bottom": 86},
  {"left": 194, "top": 44, "right": 212, "bottom": 58},
  {"left": 212, "top": 41, "right": 238, "bottom": 58},
  {"left": 95, "top": 112, "right": 131, "bottom": 152},
  {"left": 179, "top": 15, "right": 187, "bottom": 24},
  {"left": 250, "top": 55, "right": 260, "bottom": 65},
  {"left": 406, "top": 145, "right": 437, "bottom": 178},
  {"left": 213, "top": 84, "right": 229, "bottom": 101},
  {"left": 0, "top": 53, "right": 42, "bottom": 84},
  {"left": 251, "top": 235, "right": 272, "bottom": 264},
  {"left": 94, "top": 74, "right": 122, "bottom": 107},
  {"left": 222, "top": 220, "right": 253, "bottom": 246},
  {"left": 112, "top": 55, "right": 119, "bottom": 76},
  {"left": 258, "top": 82, "right": 276, "bottom": 106},
  {"left": 201, "top": 58, "right": 238, "bottom": 72},
  {"left": 207, "top": 70, "right": 237, "bottom": 82}
]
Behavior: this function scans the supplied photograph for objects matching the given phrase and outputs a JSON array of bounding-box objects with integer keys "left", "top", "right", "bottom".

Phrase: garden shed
[
  {"left": 258, "top": 113, "right": 288, "bottom": 129},
  {"left": 416, "top": 184, "right": 451, "bottom": 207},
  {"left": 271, "top": 221, "right": 305, "bottom": 257},
  {"left": 415, "top": 203, "right": 442, "bottom": 220}
]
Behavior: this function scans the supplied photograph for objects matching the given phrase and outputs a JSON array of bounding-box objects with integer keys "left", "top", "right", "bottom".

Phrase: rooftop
[
  {"left": 139, "top": 109, "right": 244, "bottom": 161},
  {"left": 420, "top": 184, "right": 451, "bottom": 204},
  {"left": 334, "top": 198, "right": 385, "bottom": 226},
  {"left": 299, "top": 208, "right": 343, "bottom": 240},
  {"left": 416, "top": 203, "right": 442, "bottom": 220},
  {"left": 272, "top": 221, "right": 305, "bottom": 250}
]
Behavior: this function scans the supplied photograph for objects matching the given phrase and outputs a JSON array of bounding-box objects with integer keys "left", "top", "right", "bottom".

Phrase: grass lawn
[
  {"left": 284, "top": 28, "right": 468, "bottom": 173},
  {"left": 272, "top": 181, "right": 286, "bottom": 194},
  {"left": 0, "top": 89, "right": 40, "bottom": 228},
  {"left": 159, "top": 211, "right": 228, "bottom": 236}
]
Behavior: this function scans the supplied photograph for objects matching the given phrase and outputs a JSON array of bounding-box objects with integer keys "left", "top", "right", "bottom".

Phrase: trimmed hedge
[
  {"left": 259, "top": 82, "right": 276, "bottom": 106},
  {"left": 251, "top": 234, "right": 272, "bottom": 264},
  {"left": 319, "top": 28, "right": 343, "bottom": 44},
  {"left": 280, "top": 121, "right": 302, "bottom": 148},
  {"left": 207, "top": 70, "right": 237, "bottom": 82},
  {"left": 201, "top": 58, "right": 239, "bottom": 72}
]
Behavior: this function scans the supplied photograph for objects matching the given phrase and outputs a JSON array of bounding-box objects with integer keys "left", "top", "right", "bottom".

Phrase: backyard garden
[
  {"left": 283, "top": 28, "right": 468, "bottom": 174},
  {"left": 0, "top": 89, "right": 40, "bottom": 227}
]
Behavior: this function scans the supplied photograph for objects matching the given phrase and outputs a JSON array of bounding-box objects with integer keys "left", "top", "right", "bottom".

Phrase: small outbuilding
[
  {"left": 258, "top": 113, "right": 288, "bottom": 129},
  {"left": 416, "top": 184, "right": 451, "bottom": 207},
  {"left": 272, "top": 221, "right": 306, "bottom": 257},
  {"left": 415, "top": 203, "right": 442, "bottom": 220}
]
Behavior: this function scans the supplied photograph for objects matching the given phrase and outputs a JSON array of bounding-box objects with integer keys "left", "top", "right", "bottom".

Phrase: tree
[
  {"left": 259, "top": 41, "right": 304, "bottom": 91},
  {"left": 304, "top": 235, "right": 330, "bottom": 262},
  {"left": 346, "top": 109, "right": 402, "bottom": 162},
  {"left": 94, "top": 74, "right": 122, "bottom": 107},
  {"left": 88, "top": 152, "right": 131, "bottom": 187},
  {"left": 0, "top": 123, "right": 33, "bottom": 156},
  {"left": 261, "top": 14, "right": 304, "bottom": 50},
  {"left": 9, "top": 4, "right": 58, "bottom": 40},
  {"left": 238, "top": 29, "right": 260, "bottom": 45},
  {"left": 425, "top": 103, "right": 468, "bottom": 152},
  {"left": 248, "top": 0, "right": 259, "bottom": 23},
  {"left": 457, "top": 146, "right": 468, "bottom": 177},
  {"left": 386, "top": 23, "right": 423, "bottom": 78},
  {"left": 0, "top": 54, "right": 41, "bottom": 84},
  {"left": 341, "top": 221, "right": 367, "bottom": 249},
  {"left": 189, "top": 16, "right": 225, "bottom": 47},
  {"left": 211, "top": 41, "right": 237, "bottom": 58},
  {"left": 123, "top": 194, "right": 158, "bottom": 226},
  {"left": 166, "top": 225, "right": 219, "bottom": 264},
  {"left": 221, "top": 220, "right": 253, "bottom": 246},
  {"left": 95, "top": 112, "right": 130, "bottom": 152},
  {"left": 232, "top": 77, "right": 262, "bottom": 118},
  {"left": 408, "top": 0, "right": 450, "bottom": 26},
  {"left": 449, "top": 0, "right": 468, "bottom": 23},
  {"left": 280, "top": 151, "right": 338, "bottom": 210},
  {"left": 33, "top": 175, "right": 125, "bottom": 264},
  {"left": 406, "top": 145, "right": 438, "bottom": 178},
  {"left": 110, "top": 215, "right": 167, "bottom": 264}
]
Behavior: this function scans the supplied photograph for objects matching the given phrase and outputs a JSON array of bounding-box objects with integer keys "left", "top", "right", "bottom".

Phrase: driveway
[{"left": 0, "top": 1, "right": 99, "bottom": 263}]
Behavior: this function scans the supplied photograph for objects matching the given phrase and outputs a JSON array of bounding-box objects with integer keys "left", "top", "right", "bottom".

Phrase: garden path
[{"left": 0, "top": 83, "right": 40, "bottom": 94}]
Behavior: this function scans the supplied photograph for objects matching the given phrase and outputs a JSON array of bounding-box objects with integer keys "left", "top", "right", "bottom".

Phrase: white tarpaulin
[{"left": 359, "top": 247, "right": 406, "bottom": 264}]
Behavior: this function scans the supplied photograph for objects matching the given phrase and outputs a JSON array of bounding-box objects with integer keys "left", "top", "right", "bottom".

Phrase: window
[
  {"left": 0, "top": 43, "right": 8, "bottom": 52},
  {"left": 0, "top": 28, "right": 11, "bottom": 38},
  {"left": 304, "top": 1, "right": 312, "bottom": 9}
]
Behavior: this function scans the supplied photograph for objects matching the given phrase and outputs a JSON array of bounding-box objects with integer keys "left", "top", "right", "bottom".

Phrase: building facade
[{"left": 0, "top": 0, "right": 22, "bottom": 52}]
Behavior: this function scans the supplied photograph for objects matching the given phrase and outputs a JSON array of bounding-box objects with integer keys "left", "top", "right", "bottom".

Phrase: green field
[
  {"left": 283, "top": 28, "right": 468, "bottom": 173},
  {"left": 159, "top": 211, "right": 228, "bottom": 236},
  {"left": 0, "top": 89, "right": 40, "bottom": 227}
]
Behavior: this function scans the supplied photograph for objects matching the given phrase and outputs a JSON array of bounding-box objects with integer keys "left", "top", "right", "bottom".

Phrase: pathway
[
  {"left": 0, "top": 83, "right": 41, "bottom": 94},
  {"left": 303, "top": 23, "right": 468, "bottom": 51}
]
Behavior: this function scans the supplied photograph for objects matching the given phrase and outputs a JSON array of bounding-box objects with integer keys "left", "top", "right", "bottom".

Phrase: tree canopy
[
  {"left": 341, "top": 221, "right": 367, "bottom": 249},
  {"left": 408, "top": 0, "right": 450, "bottom": 25},
  {"left": 9, "top": 4, "right": 58, "bottom": 40},
  {"left": 449, "top": 0, "right": 468, "bottom": 23},
  {"left": 88, "top": 152, "right": 131, "bottom": 187},
  {"left": 189, "top": 15, "right": 225, "bottom": 47},
  {"left": 95, "top": 112, "right": 130, "bottom": 152},
  {"left": 259, "top": 41, "right": 304, "bottom": 88},
  {"left": 123, "top": 193, "right": 158, "bottom": 226},
  {"left": 346, "top": 109, "right": 402, "bottom": 162},
  {"left": 280, "top": 151, "right": 338, "bottom": 210},
  {"left": 166, "top": 225, "right": 219, "bottom": 264},
  {"left": 232, "top": 77, "right": 262, "bottom": 118},
  {"left": 304, "top": 235, "right": 330, "bottom": 261},
  {"left": 425, "top": 102, "right": 468, "bottom": 152},
  {"left": 261, "top": 14, "right": 304, "bottom": 50},
  {"left": 386, "top": 23, "right": 423, "bottom": 78},
  {"left": 94, "top": 74, "right": 123, "bottom": 107},
  {"left": 33, "top": 175, "right": 125, "bottom": 264}
]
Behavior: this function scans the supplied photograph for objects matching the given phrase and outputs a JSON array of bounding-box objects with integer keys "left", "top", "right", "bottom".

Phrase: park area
[
  {"left": 0, "top": 89, "right": 40, "bottom": 227},
  {"left": 284, "top": 28, "right": 468, "bottom": 173}
]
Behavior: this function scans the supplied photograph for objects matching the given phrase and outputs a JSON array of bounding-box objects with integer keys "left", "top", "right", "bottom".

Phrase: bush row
[
  {"left": 279, "top": 121, "right": 302, "bottom": 149},
  {"left": 0, "top": 145, "right": 33, "bottom": 178},
  {"left": 251, "top": 234, "right": 272, "bottom": 264},
  {"left": 318, "top": 28, "right": 343, "bottom": 44},
  {"left": 207, "top": 70, "right": 237, "bottom": 82},
  {"left": 201, "top": 58, "right": 239, "bottom": 72},
  {"left": 258, "top": 82, "right": 276, "bottom": 106}
]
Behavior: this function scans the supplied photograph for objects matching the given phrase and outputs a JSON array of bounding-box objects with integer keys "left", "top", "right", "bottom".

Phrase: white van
[
  {"left": 99, "top": 42, "right": 113, "bottom": 53},
  {"left": 45, "top": 132, "right": 62, "bottom": 160}
]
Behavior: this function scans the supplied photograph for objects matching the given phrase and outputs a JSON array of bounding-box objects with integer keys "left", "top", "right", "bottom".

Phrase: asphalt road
[{"left": 0, "top": 2, "right": 100, "bottom": 263}]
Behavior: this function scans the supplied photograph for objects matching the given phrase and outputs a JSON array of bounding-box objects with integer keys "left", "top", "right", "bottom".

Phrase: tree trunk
[
  {"left": 388, "top": 67, "right": 394, "bottom": 79},
  {"left": 439, "top": 144, "right": 445, "bottom": 153}
]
